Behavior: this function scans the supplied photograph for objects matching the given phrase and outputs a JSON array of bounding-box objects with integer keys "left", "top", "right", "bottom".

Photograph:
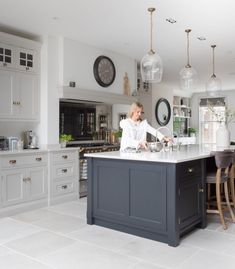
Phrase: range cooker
[{"left": 66, "top": 141, "right": 120, "bottom": 197}]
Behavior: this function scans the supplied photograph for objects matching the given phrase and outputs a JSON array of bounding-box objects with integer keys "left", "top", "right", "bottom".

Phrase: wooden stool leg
[
  {"left": 216, "top": 174, "right": 227, "bottom": 229},
  {"left": 230, "top": 164, "right": 235, "bottom": 208},
  {"left": 224, "top": 181, "right": 235, "bottom": 223}
]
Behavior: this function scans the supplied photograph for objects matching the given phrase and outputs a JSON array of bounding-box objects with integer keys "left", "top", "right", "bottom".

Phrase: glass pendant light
[
  {"left": 141, "top": 7, "right": 163, "bottom": 83},
  {"left": 206, "top": 45, "right": 221, "bottom": 96},
  {"left": 179, "top": 29, "right": 198, "bottom": 90}
]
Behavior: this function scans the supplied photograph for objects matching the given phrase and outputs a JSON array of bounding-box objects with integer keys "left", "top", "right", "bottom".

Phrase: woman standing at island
[{"left": 120, "top": 102, "right": 171, "bottom": 151}]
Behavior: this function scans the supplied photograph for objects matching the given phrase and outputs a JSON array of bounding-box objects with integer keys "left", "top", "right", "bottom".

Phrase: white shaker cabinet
[
  {"left": 0, "top": 70, "right": 39, "bottom": 120},
  {"left": 48, "top": 149, "right": 79, "bottom": 205},
  {"left": 0, "top": 152, "right": 48, "bottom": 216}
]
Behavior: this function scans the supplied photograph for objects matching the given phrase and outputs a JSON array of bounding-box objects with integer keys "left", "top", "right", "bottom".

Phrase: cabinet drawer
[
  {"left": 53, "top": 162, "right": 76, "bottom": 178},
  {"left": 177, "top": 160, "right": 202, "bottom": 179},
  {"left": 53, "top": 180, "right": 77, "bottom": 196},
  {"left": 1, "top": 153, "right": 47, "bottom": 169},
  {"left": 52, "top": 151, "right": 77, "bottom": 163}
]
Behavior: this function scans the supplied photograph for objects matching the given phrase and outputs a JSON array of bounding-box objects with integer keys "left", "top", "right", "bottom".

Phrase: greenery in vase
[
  {"left": 59, "top": 134, "right": 73, "bottom": 142},
  {"left": 207, "top": 102, "right": 235, "bottom": 125},
  {"left": 188, "top": 127, "right": 197, "bottom": 135}
]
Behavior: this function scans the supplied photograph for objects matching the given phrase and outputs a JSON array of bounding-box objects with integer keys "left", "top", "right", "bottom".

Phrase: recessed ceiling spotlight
[
  {"left": 197, "top": 36, "right": 206, "bottom": 41},
  {"left": 166, "top": 18, "right": 177, "bottom": 24}
]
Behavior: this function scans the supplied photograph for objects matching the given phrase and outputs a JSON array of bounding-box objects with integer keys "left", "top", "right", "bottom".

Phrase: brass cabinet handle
[
  {"left": 62, "top": 185, "right": 68, "bottom": 189},
  {"left": 9, "top": 160, "right": 16, "bottom": 164},
  {"left": 36, "top": 157, "right": 42, "bottom": 161},
  {"left": 188, "top": 168, "right": 194, "bottom": 173},
  {"left": 62, "top": 169, "right": 68, "bottom": 173},
  {"left": 62, "top": 155, "right": 68, "bottom": 159},
  {"left": 198, "top": 188, "right": 204, "bottom": 193}
]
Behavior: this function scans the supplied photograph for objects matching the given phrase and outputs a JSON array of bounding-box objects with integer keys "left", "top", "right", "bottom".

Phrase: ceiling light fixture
[
  {"left": 166, "top": 18, "right": 177, "bottom": 24},
  {"left": 179, "top": 29, "right": 198, "bottom": 90},
  {"left": 141, "top": 7, "right": 163, "bottom": 83},
  {"left": 206, "top": 45, "right": 221, "bottom": 96},
  {"left": 197, "top": 36, "right": 206, "bottom": 41}
]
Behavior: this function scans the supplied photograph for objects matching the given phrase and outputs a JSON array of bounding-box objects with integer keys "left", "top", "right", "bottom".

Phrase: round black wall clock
[{"left": 93, "top": 56, "right": 116, "bottom": 87}]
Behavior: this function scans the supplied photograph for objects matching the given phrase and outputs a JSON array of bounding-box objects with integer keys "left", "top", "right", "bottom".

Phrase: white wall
[
  {"left": 62, "top": 38, "right": 136, "bottom": 95},
  {"left": 191, "top": 90, "right": 235, "bottom": 142}
]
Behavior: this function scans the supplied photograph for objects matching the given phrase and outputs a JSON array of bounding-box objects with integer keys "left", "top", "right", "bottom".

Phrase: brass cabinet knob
[
  {"left": 198, "top": 188, "right": 204, "bottom": 193},
  {"left": 36, "top": 157, "right": 42, "bottom": 161},
  {"left": 62, "top": 169, "right": 68, "bottom": 173},
  {"left": 62, "top": 155, "right": 68, "bottom": 159},
  {"left": 9, "top": 160, "right": 16, "bottom": 164}
]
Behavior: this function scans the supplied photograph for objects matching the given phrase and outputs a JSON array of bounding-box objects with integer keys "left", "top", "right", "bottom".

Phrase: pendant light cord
[
  {"left": 185, "top": 29, "right": 191, "bottom": 68},
  {"left": 148, "top": 8, "right": 155, "bottom": 54},
  {"left": 212, "top": 45, "right": 216, "bottom": 77}
]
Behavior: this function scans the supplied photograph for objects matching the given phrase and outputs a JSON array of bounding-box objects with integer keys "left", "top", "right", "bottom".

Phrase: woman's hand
[
  {"left": 139, "top": 140, "right": 148, "bottom": 150},
  {"left": 163, "top": 136, "right": 172, "bottom": 143}
]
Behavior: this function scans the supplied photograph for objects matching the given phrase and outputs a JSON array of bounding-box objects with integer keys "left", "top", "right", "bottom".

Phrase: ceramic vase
[{"left": 216, "top": 122, "right": 230, "bottom": 148}]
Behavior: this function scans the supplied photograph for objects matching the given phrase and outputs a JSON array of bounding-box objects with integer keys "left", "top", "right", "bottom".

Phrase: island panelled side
[{"left": 87, "top": 157, "right": 206, "bottom": 246}]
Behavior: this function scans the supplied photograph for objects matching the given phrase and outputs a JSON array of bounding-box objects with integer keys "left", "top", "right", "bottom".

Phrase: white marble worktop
[
  {"left": 0, "top": 145, "right": 79, "bottom": 156},
  {"left": 85, "top": 144, "right": 235, "bottom": 163}
]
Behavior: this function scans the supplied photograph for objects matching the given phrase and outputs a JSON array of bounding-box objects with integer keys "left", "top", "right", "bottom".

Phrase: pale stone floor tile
[
  {"left": 0, "top": 218, "right": 42, "bottom": 244},
  {"left": 0, "top": 252, "right": 53, "bottom": 269},
  {"left": 32, "top": 214, "right": 86, "bottom": 234},
  {"left": 5, "top": 230, "right": 76, "bottom": 258},
  {"left": 39, "top": 240, "right": 140, "bottom": 269},
  {"left": 177, "top": 249, "right": 235, "bottom": 269},
  {"left": 68, "top": 224, "right": 139, "bottom": 251},
  {"left": 1, "top": 200, "right": 235, "bottom": 268}
]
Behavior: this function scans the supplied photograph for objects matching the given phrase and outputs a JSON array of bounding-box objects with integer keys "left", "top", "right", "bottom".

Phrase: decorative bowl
[{"left": 148, "top": 142, "right": 163, "bottom": 152}]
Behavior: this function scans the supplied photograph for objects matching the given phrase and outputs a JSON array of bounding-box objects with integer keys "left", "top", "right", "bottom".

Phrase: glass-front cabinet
[{"left": 173, "top": 96, "right": 191, "bottom": 137}]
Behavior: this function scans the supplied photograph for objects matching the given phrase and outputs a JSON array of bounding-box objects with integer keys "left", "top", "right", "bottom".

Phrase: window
[{"left": 199, "top": 97, "right": 225, "bottom": 144}]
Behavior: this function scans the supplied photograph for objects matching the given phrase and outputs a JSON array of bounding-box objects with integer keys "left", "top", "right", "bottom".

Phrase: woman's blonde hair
[{"left": 128, "top": 102, "right": 143, "bottom": 118}]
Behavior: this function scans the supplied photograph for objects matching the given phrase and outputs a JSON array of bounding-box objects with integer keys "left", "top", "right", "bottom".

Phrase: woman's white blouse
[{"left": 119, "top": 118, "right": 164, "bottom": 151}]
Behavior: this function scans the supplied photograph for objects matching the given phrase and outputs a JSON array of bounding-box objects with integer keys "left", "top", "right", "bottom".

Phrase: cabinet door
[
  {"left": 0, "top": 70, "right": 15, "bottom": 117},
  {"left": 1, "top": 169, "right": 26, "bottom": 206},
  {"left": 179, "top": 177, "right": 202, "bottom": 229},
  {"left": 14, "top": 73, "right": 39, "bottom": 120},
  {"left": 0, "top": 43, "right": 15, "bottom": 69},
  {"left": 27, "top": 167, "right": 47, "bottom": 201},
  {"left": 16, "top": 48, "right": 39, "bottom": 73}
]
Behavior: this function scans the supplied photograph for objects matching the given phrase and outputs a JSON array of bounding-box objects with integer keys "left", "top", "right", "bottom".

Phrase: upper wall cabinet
[
  {"left": 0, "top": 32, "right": 41, "bottom": 121},
  {"left": 0, "top": 43, "right": 15, "bottom": 69},
  {"left": 17, "top": 48, "right": 39, "bottom": 73},
  {"left": 0, "top": 70, "right": 39, "bottom": 120}
]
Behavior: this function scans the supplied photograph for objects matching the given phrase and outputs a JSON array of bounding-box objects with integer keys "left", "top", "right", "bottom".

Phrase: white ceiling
[{"left": 1, "top": 0, "right": 235, "bottom": 92}]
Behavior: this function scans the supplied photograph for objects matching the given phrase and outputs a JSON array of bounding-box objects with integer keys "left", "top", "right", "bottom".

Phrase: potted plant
[
  {"left": 59, "top": 133, "right": 73, "bottom": 148},
  {"left": 115, "top": 130, "right": 122, "bottom": 143},
  {"left": 188, "top": 128, "right": 197, "bottom": 137}
]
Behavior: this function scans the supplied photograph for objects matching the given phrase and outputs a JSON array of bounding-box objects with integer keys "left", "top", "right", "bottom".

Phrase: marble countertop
[
  {"left": 0, "top": 145, "right": 79, "bottom": 156},
  {"left": 85, "top": 144, "right": 235, "bottom": 163}
]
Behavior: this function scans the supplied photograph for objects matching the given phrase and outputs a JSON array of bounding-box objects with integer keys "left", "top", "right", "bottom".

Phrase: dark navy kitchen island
[{"left": 86, "top": 147, "right": 210, "bottom": 246}]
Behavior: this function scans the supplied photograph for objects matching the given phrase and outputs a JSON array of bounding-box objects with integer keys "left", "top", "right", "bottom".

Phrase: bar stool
[{"left": 206, "top": 151, "right": 235, "bottom": 229}]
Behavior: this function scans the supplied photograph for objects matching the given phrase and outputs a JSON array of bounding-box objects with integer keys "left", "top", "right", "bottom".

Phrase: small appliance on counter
[
  {"left": 24, "top": 130, "right": 38, "bottom": 149},
  {"left": 7, "top": 137, "right": 19, "bottom": 150},
  {"left": 0, "top": 136, "right": 8, "bottom": 151}
]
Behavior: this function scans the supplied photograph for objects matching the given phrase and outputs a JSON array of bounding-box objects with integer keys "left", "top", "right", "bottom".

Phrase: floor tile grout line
[{"left": 0, "top": 245, "right": 56, "bottom": 269}]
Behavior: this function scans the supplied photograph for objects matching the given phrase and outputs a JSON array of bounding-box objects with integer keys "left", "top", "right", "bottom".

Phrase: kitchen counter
[
  {"left": 86, "top": 144, "right": 231, "bottom": 246},
  {"left": 85, "top": 144, "right": 235, "bottom": 163},
  {"left": 0, "top": 145, "right": 79, "bottom": 155}
]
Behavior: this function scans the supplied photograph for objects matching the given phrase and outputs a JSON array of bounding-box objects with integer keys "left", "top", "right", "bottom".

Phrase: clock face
[{"left": 93, "top": 56, "right": 116, "bottom": 87}]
